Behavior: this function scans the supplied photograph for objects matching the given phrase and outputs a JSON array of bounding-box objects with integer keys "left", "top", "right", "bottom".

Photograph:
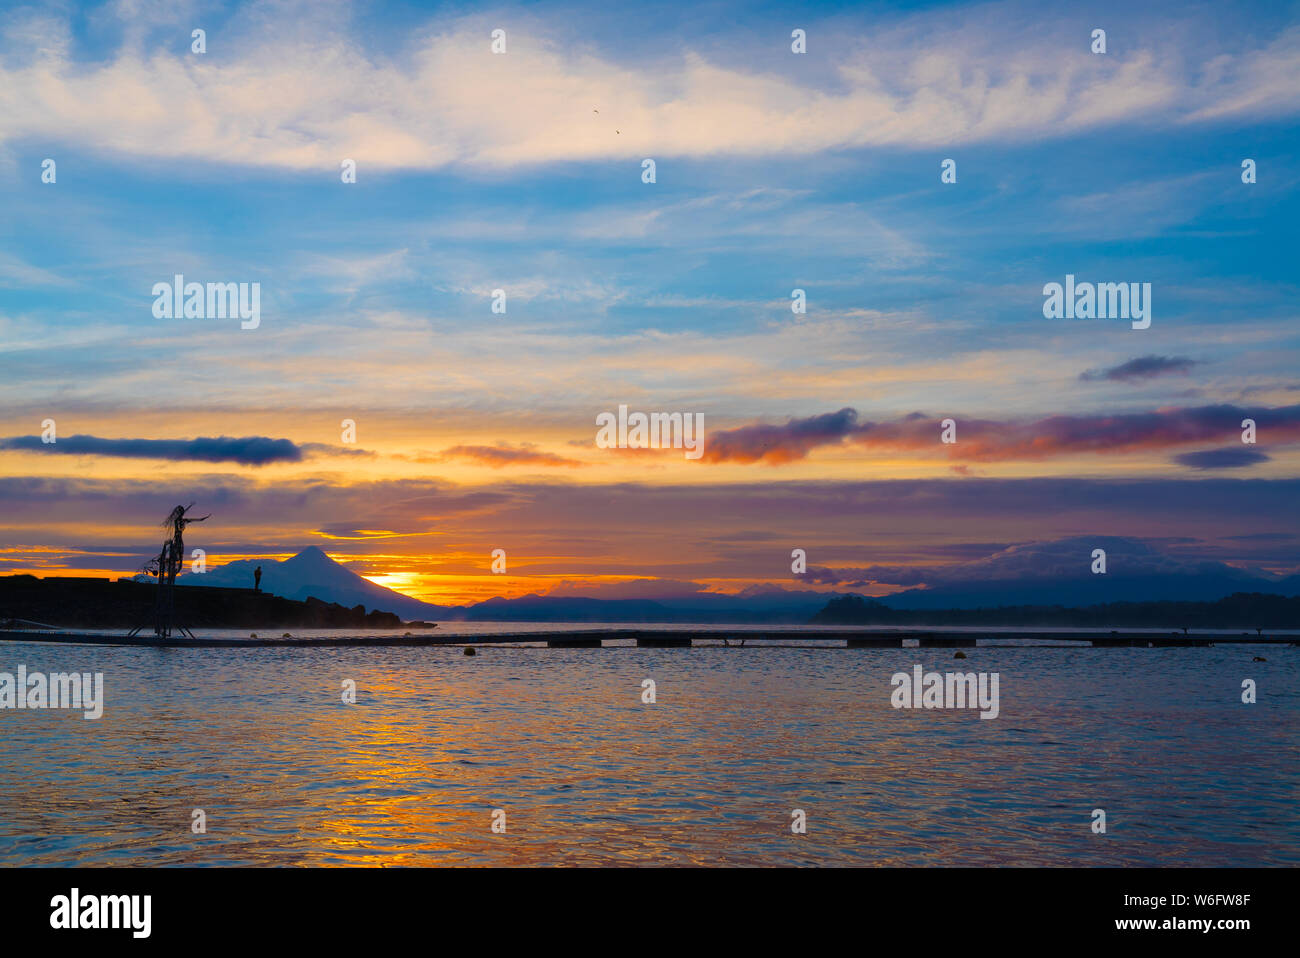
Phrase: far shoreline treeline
[
  {"left": 810, "top": 593, "right": 1300, "bottom": 630},
  {"left": 0, "top": 575, "right": 423, "bottom": 630},
  {"left": 0, "top": 572, "right": 1296, "bottom": 631}
]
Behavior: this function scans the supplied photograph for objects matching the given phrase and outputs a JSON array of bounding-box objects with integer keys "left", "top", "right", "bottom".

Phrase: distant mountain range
[
  {"left": 460, "top": 591, "right": 832, "bottom": 622},
  {"left": 172, "top": 545, "right": 1300, "bottom": 624},
  {"left": 174, "top": 548, "right": 834, "bottom": 622},
  {"left": 875, "top": 572, "right": 1300, "bottom": 609}
]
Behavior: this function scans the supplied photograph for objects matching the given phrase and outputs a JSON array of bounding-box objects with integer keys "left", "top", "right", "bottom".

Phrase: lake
[{"left": 0, "top": 626, "right": 1295, "bottom": 866}]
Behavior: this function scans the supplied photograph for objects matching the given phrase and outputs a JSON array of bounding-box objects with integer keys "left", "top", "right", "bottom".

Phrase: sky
[{"left": 1, "top": 0, "right": 1297, "bottom": 605}]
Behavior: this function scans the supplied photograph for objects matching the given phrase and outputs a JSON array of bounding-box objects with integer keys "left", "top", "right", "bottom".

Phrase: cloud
[
  {"left": 433, "top": 443, "right": 584, "bottom": 468},
  {"left": 299, "top": 443, "right": 377, "bottom": 459},
  {"left": 0, "top": 252, "right": 72, "bottom": 288},
  {"left": 314, "top": 526, "right": 418, "bottom": 541},
  {"left": 301, "top": 249, "right": 413, "bottom": 296},
  {"left": 1080, "top": 355, "right": 1199, "bottom": 382},
  {"left": 1, "top": 7, "right": 1298, "bottom": 171},
  {"left": 950, "top": 405, "right": 1298, "bottom": 462},
  {"left": 0, "top": 434, "right": 303, "bottom": 465},
  {"left": 1174, "top": 448, "right": 1272, "bottom": 469},
  {"left": 543, "top": 577, "right": 710, "bottom": 599},
  {"left": 701, "top": 404, "right": 1300, "bottom": 464},
  {"left": 702, "top": 407, "right": 861, "bottom": 464}
]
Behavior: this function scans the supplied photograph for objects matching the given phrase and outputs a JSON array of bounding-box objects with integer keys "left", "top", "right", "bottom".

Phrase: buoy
[
  {"left": 464, "top": 647, "right": 476, "bottom": 656},
  {"left": 954, "top": 651, "right": 967, "bottom": 659}
]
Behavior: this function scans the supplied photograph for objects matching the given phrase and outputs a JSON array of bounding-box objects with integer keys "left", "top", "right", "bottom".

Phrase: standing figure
[{"left": 254, "top": 566, "right": 262, "bottom": 593}]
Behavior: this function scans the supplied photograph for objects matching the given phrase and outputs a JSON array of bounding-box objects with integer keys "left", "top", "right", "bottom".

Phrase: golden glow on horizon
[
  {"left": 8, "top": 407, "right": 1297, "bottom": 488},
  {"left": 3, "top": 406, "right": 1298, "bottom": 604}
]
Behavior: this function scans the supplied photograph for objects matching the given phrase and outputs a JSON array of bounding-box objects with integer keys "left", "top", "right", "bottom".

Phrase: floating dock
[{"left": 0, "top": 628, "right": 1293, "bottom": 648}]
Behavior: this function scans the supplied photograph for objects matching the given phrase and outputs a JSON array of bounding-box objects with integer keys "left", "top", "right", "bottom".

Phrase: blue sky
[{"left": 0, "top": 0, "right": 1297, "bottom": 599}]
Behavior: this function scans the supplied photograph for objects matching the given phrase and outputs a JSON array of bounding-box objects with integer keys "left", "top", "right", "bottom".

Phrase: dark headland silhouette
[
  {"left": 0, "top": 510, "right": 436, "bottom": 631},
  {"left": 0, "top": 575, "right": 410, "bottom": 631}
]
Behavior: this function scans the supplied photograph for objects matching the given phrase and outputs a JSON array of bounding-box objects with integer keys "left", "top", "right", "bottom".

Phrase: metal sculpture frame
[{"left": 128, "top": 504, "right": 210, "bottom": 639}]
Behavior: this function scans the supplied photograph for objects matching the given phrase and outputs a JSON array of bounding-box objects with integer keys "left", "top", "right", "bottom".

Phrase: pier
[{"left": 0, "top": 627, "right": 1294, "bottom": 648}]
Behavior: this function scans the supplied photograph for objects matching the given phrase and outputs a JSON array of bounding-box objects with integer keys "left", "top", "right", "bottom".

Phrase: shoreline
[{"left": 2, "top": 626, "right": 1296, "bottom": 648}]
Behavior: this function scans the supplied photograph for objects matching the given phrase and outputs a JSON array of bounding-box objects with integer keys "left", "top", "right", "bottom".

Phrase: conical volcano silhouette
[{"left": 177, "top": 547, "right": 448, "bottom": 620}]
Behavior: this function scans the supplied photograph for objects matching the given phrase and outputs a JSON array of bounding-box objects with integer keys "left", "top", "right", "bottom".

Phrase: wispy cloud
[
  {"left": 433, "top": 443, "right": 584, "bottom": 468},
  {"left": 3, "top": 7, "right": 1298, "bottom": 171},
  {"left": 0, "top": 252, "right": 73, "bottom": 288}
]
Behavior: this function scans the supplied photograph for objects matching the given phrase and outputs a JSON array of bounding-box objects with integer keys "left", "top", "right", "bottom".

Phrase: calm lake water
[{"left": 1, "top": 625, "right": 1296, "bottom": 866}]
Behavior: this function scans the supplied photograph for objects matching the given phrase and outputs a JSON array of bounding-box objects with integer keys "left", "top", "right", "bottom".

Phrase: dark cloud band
[{"left": 0, "top": 434, "right": 303, "bottom": 465}]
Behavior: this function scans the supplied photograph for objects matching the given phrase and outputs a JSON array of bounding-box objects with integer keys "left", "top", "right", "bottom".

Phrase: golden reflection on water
[{"left": 0, "top": 642, "right": 1296, "bottom": 865}]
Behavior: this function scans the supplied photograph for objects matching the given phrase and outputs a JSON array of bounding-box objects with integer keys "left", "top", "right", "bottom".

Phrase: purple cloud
[
  {"left": 700, "top": 404, "right": 1300, "bottom": 464},
  {"left": 1174, "top": 448, "right": 1271, "bottom": 470},
  {"left": 1081, "top": 355, "right": 1199, "bottom": 382}
]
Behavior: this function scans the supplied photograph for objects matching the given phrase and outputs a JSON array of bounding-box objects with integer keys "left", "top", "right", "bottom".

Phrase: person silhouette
[{"left": 254, "top": 566, "right": 262, "bottom": 593}]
